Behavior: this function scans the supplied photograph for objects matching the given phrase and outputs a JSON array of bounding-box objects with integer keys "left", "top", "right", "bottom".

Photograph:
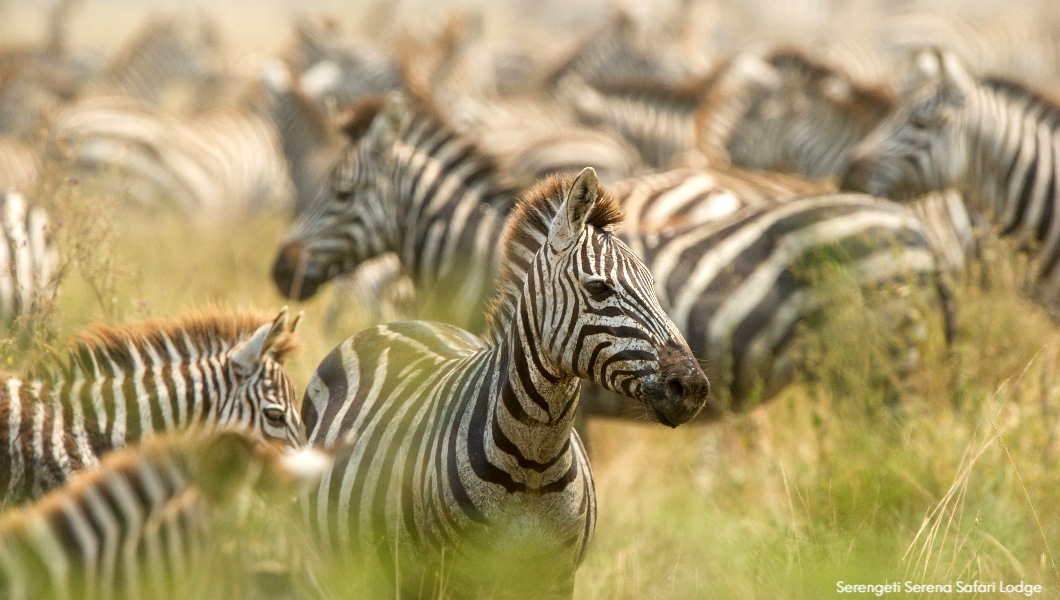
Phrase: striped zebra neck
[
  {"left": 489, "top": 292, "right": 584, "bottom": 474},
  {"left": 390, "top": 106, "right": 518, "bottom": 266},
  {"left": 383, "top": 105, "right": 521, "bottom": 330},
  {"left": 964, "top": 80, "right": 1060, "bottom": 245}
]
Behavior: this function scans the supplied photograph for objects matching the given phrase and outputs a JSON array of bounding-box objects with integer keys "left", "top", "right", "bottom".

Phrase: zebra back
[
  {"left": 0, "top": 429, "right": 330, "bottom": 600},
  {"left": 53, "top": 94, "right": 294, "bottom": 215},
  {"left": 0, "top": 307, "right": 305, "bottom": 504},
  {"left": 620, "top": 193, "right": 952, "bottom": 411}
]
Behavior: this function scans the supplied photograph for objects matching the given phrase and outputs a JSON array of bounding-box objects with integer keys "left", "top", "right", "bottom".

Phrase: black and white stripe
[
  {"left": 87, "top": 16, "right": 215, "bottom": 108},
  {"left": 53, "top": 94, "right": 294, "bottom": 215},
  {"left": 301, "top": 169, "right": 708, "bottom": 597},
  {"left": 0, "top": 308, "right": 304, "bottom": 505},
  {"left": 274, "top": 92, "right": 953, "bottom": 421},
  {"left": 0, "top": 429, "right": 329, "bottom": 600},
  {"left": 844, "top": 49, "right": 1060, "bottom": 313},
  {"left": 272, "top": 93, "right": 823, "bottom": 330}
]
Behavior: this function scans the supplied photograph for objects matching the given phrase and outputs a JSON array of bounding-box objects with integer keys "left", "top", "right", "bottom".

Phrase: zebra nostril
[{"left": 666, "top": 377, "right": 685, "bottom": 400}]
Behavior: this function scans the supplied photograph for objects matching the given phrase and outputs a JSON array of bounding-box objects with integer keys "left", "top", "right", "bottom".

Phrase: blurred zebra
[
  {"left": 283, "top": 15, "right": 402, "bottom": 107},
  {"left": 557, "top": 74, "right": 704, "bottom": 169},
  {"left": 844, "top": 49, "right": 1060, "bottom": 317},
  {"left": 0, "top": 429, "right": 330, "bottom": 600},
  {"left": 275, "top": 93, "right": 953, "bottom": 419},
  {"left": 0, "top": 191, "right": 56, "bottom": 325},
  {"left": 87, "top": 16, "right": 220, "bottom": 111},
  {"left": 545, "top": 9, "right": 695, "bottom": 90},
  {"left": 271, "top": 93, "right": 820, "bottom": 329},
  {"left": 301, "top": 170, "right": 708, "bottom": 597},
  {"left": 0, "top": 308, "right": 304, "bottom": 505},
  {"left": 53, "top": 93, "right": 294, "bottom": 215},
  {"left": 692, "top": 48, "right": 981, "bottom": 275}
]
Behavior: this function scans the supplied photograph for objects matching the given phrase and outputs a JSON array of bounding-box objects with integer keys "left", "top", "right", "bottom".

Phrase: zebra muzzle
[{"left": 647, "top": 345, "right": 710, "bottom": 427}]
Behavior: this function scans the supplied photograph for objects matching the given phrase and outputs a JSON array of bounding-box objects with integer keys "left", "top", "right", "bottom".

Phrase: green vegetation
[{"left": 9, "top": 171, "right": 1057, "bottom": 598}]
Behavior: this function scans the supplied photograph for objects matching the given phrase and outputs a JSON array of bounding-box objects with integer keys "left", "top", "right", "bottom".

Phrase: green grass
[{"left": 10, "top": 171, "right": 1058, "bottom": 598}]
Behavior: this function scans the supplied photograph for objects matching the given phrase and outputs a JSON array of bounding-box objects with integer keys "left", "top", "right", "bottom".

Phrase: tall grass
[{"left": 6, "top": 163, "right": 1060, "bottom": 597}]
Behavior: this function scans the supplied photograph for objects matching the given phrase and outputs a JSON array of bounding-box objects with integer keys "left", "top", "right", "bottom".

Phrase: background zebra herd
[{"left": 2, "top": 0, "right": 1060, "bottom": 597}]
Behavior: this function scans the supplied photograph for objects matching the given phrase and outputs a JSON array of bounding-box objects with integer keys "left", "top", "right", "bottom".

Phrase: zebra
[
  {"left": 0, "top": 191, "right": 57, "bottom": 326},
  {"left": 688, "top": 48, "right": 981, "bottom": 275},
  {"left": 556, "top": 73, "right": 706, "bottom": 169},
  {"left": 52, "top": 91, "right": 295, "bottom": 215},
  {"left": 271, "top": 93, "right": 821, "bottom": 330},
  {"left": 86, "top": 16, "right": 218, "bottom": 111},
  {"left": 0, "top": 307, "right": 305, "bottom": 505},
  {"left": 301, "top": 168, "right": 709, "bottom": 598},
  {"left": 842, "top": 48, "right": 1060, "bottom": 315},
  {"left": 274, "top": 92, "right": 954, "bottom": 419},
  {"left": 0, "top": 429, "right": 330, "bottom": 600}
]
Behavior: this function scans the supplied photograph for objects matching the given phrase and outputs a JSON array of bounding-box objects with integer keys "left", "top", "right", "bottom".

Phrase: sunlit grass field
[{"left": 10, "top": 166, "right": 1058, "bottom": 598}]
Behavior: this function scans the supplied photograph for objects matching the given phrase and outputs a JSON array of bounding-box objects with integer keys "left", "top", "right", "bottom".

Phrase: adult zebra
[
  {"left": 271, "top": 93, "right": 821, "bottom": 329},
  {"left": 0, "top": 191, "right": 57, "bottom": 326},
  {"left": 274, "top": 92, "right": 953, "bottom": 419},
  {"left": 0, "top": 308, "right": 304, "bottom": 505},
  {"left": 52, "top": 91, "right": 295, "bottom": 215},
  {"left": 842, "top": 49, "right": 1060, "bottom": 316},
  {"left": 692, "top": 48, "right": 982, "bottom": 274},
  {"left": 0, "top": 429, "right": 330, "bottom": 600},
  {"left": 302, "top": 169, "right": 709, "bottom": 598}
]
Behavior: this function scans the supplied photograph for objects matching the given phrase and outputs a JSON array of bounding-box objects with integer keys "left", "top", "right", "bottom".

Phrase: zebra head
[
  {"left": 272, "top": 94, "right": 404, "bottom": 300},
  {"left": 225, "top": 307, "right": 306, "bottom": 447},
  {"left": 842, "top": 48, "right": 975, "bottom": 199},
  {"left": 503, "top": 168, "right": 710, "bottom": 426}
]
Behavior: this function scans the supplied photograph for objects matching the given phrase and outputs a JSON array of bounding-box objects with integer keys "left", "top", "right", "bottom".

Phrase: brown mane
[
  {"left": 63, "top": 308, "right": 300, "bottom": 378},
  {"left": 336, "top": 92, "right": 523, "bottom": 199},
  {"left": 484, "top": 175, "right": 623, "bottom": 341}
]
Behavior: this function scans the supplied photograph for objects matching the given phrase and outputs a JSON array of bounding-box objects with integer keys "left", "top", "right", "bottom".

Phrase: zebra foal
[
  {"left": 302, "top": 169, "right": 709, "bottom": 598},
  {"left": 1, "top": 307, "right": 304, "bottom": 505},
  {"left": 0, "top": 429, "right": 330, "bottom": 600}
]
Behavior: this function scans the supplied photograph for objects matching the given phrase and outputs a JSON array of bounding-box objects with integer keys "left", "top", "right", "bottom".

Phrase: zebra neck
[
  {"left": 58, "top": 347, "right": 226, "bottom": 449},
  {"left": 967, "top": 86, "right": 1060, "bottom": 243},
  {"left": 484, "top": 301, "right": 581, "bottom": 482},
  {"left": 392, "top": 140, "right": 511, "bottom": 261}
]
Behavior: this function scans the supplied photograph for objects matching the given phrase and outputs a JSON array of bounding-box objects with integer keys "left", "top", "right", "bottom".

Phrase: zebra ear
[
  {"left": 938, "top": 50, "right": 975, "bottom": 95},
  {"left": 365, "top": 92, "right": 405, "bottom": 155},
  {"left": 288, "top": 310, "right": 303, "bottom": 334},
  {"left": 231, "top": 307, "right": 289, "bottom": 375},
  {"left": 912, "top": 47, "right": 943, "bottom": 82},
  {"left": 551, "top": 167, "right": 599, "bottom": 244}
]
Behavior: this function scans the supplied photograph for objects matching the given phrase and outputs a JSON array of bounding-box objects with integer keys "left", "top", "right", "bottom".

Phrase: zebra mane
[
  {"left": 765, "top": 48, "right": 894, "bottom": 111},
  {"left": 60, "top": 309, "right": 300, "bottom": 379},
  {"left": 484, "top": 175, "right": 624, "bottom": 342},
  {"left": 981, "top": 76, "right": 1060, "bottom": 126},
  {"left": 589, "top": 74, "right": 711, "bottom": 111}
]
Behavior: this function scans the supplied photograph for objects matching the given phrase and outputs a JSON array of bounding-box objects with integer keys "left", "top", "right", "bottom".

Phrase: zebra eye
[
  {"left": 263, "top": 407, "right": 286, "bottom": 424},
  {"left": 584, "top": 279, "right": 612, "bottom": 296},
  {"left": 335, "top": 188, "right": 353, "bottom": 201}
]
